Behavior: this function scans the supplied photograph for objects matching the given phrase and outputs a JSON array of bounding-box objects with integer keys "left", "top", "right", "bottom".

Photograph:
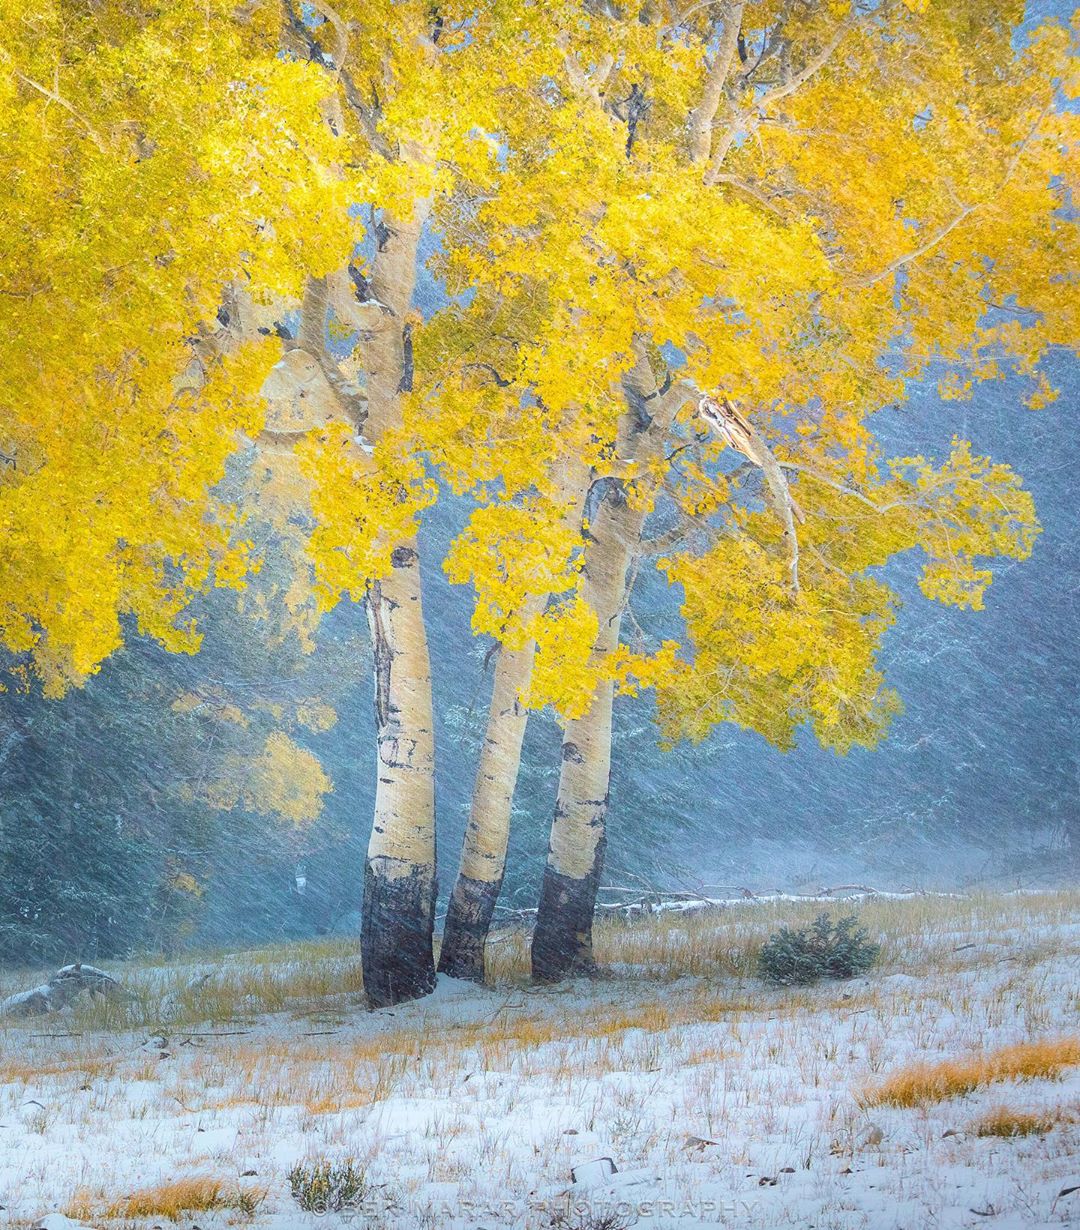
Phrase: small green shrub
[
  {"left": 287, "top": 1158, "right": 367, "bottom": 1213},
  {"left": 756, "top": 912, "right": 879, "bottom": 986}
]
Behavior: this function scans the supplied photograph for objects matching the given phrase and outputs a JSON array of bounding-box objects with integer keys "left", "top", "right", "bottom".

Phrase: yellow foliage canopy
[
  {"left": 0, "top": 0, "right": 1075, "bottom": 770},
  {"left": 425, "top": 0, "right": 1074, "bottom": 751}
]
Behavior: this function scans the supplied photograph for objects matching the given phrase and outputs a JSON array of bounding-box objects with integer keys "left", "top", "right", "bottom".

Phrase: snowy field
[{"left": 0, "top": 889, "right": 1077, "bottom": 1230}]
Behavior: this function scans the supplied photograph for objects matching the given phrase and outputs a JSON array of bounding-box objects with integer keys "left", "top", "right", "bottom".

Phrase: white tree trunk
[
  {"left": 532, "top": 351, "right": 685, "bottom": 982},
  {"left": 439, "top": 461, "right": 587, "bottom": 982},
  {"left": 354, "top": 205, "right": 440, "bottom": 1008},
  {"left": 437, "top": 621, "right": 539, "bottom": 981}
]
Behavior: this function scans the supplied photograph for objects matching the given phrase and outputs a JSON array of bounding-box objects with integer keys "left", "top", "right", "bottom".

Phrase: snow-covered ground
[{"left": 0, "top": 889, "right": 1077, "bottom": 1229}]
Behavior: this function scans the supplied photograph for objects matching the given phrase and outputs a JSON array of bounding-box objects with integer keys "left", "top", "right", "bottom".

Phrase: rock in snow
[
  {"left": 570, "top": 1157, "right": 618, "bottom": 1186},
  {"left": 34, "top": 1214, "right": 88, "bottom": 1230}
]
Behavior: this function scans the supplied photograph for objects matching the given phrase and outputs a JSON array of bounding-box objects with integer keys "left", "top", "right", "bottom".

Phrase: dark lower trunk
[
  {"left": 361, "top": 856, "right": 436, "bottom": 1009},
  {"left": 437, "top": 873, "right": 504, "bottom": 983},
  {"left": 530, "top": 835, "right": 607, "bottom": 984}
]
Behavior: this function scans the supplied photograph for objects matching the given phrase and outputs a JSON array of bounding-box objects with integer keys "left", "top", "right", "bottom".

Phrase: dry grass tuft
[
  {"left": 104, "top": 1176, "right": 227, "bottom": 1219},
  {"left": 864, "top": 1036, "right": 1080, "bottom": 1108},
  {"left": 0, "top": 1049, "right": 116, "bottom": 1085},
  {"left": 972, "top": 1105, "right": 1059, "bottom": 1137}
]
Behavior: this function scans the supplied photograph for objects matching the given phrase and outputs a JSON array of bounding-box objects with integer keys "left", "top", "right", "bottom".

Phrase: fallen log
[{"left": 0, "top": 963, "right": 127, "bottom": 1019}]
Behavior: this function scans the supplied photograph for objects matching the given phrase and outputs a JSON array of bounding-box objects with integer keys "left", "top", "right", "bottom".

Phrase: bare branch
[
  {"left": 617, "top": 83, "right": 650, "bottom": 158},
  {"left": 704, "top": 12, "right": 856, "bottom": 184},
  {"left": 304, "top": 0, "right": 350, "bottom": 70},
  {"left": 593, "top": 52, "right": 616, "bottom": 94},
  {"left": 734, "top": 11, "right": 788, "bottom": 90},
  {"left": 696, "top": 393, "right": 803, "bottom": 595},
  {"left": 0, "top": 282, "right": 51, "bottom": 300},
  {"left": 7, "top": 67, "right": 107, "bottom": 151},
  {"left": 780, "top": 461, "right": 974, "bottom": 518},
  {"left": 557, "top": 34, "right": 616, "bottom": 113}
]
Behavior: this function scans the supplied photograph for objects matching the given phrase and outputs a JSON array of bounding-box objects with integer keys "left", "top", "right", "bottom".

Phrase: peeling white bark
[{"left": 354, "top": 203, "right": 440, "bottom": 1007}]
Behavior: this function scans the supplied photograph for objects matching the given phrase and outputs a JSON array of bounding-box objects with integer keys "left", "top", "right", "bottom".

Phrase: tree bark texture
[
  {"left": 356, "top": 204, "right": 440, "bottom": 1009},
  {"left": 531, "top": 349, "right": 686, "bottom": 983},
  {"left": 440, "top": 459, "right": 588, "bottom": 982}
]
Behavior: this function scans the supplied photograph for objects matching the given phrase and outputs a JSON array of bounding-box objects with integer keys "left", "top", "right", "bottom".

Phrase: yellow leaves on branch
[
  {"left": 444, "top": 501, "right": 583, "bottom": 648},
  {"left": 658, "top": 537, "right": 902, "bottom": 753},
  {"left": 607, "top": 640, "right": 683, "bottom": 701},
  {"left": 903, "top": 440, "right": 1040, "bottom": 611},
  {"left": 527, "top": 595, "right": 602, "bottom": 720},
  {"left": 205, "top": 732, "right": 332, "bottom": 827},
  {"left": 526, "top": 594, "right": 681, "bottom": 722},
  {"left": 0, "top": 0, "right": 1074, "bottom": 739},
  {"left": 652, "top": 438, "right": 1038, "bottom": 750},
  {"left": 298, "top": 423, "right": 437, "bottom": 607},
  {"left": 0, "top": 0, "right": 358, "bottom": 694}
]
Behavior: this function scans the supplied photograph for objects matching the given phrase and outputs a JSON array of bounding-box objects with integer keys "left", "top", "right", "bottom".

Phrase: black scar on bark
[
  {"left": 530, "top": 826, "right": 608, "bottom": 984},
  {"left": 368, "top": 582, "right": 393, "bottom": 731},
  {"left": 398, "top": 322, "right": 414, "bottom": 394},
  {"left": 438, "top": 872, "right": 504, "bottom": 983},
  {"left": 361, "top": 857, "right": 436, "bottom": 1009}
]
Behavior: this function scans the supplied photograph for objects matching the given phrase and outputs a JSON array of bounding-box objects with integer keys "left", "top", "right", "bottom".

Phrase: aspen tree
[
  {"left": 0, "top": 0, "right": 515, "bottom": 1006},
  {"left": 428, "top": 1, "right": 1077, "bottom": 981},
  {"left": 4, "top": 1, "right": 1075, "bottom": 1000}
]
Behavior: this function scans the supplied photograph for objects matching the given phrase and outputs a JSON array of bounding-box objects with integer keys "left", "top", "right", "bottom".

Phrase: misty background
[{"left": 1, "top": 333, "right": 1074, "bottom": 968}]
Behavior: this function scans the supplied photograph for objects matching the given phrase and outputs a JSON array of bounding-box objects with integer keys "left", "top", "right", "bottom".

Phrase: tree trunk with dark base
[
  {"left": 361, "top": 853, "right": 436, "bottom": 1009},
  {"left": 530, "top": 345, "right": 687, "bottom": 984},
  {"left": 531, "top": 829, "right": 607, "bottom": 982},
  {"left": 360, "top": 539, "right": 437, "bottom": 1008},
  {"left": 529, "top": 676, "right": 617, "bottom": 983},
  {"left": 437, "top": 633, "right": 536, "bottom": 983},
  {"left": 438, "top": 872, "right": 505, "bottom": 981},
  {"left": 352, "top": 202, "right": 439, "bottom": 1009}
]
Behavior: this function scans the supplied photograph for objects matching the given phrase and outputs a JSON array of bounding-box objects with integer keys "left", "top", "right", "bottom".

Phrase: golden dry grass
[
  {"left": 864, "top": 1036, "right": 1080, "bottom": 1108},
  {"left": 67, "top": 1175, "right": 268, "bottom": 1223},
  {"left": 104, "top": 1176, "right": 226, "bottom": 1219},
  {"left": 0, "top": 1047, "right": 120, "bottom": 1087},
  {"left": 972, "top": 1105, "right": 1060, "bottom": 1137},
  {"left": 0, "top": 887, "right": 1071, "bottom": 1034}
]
